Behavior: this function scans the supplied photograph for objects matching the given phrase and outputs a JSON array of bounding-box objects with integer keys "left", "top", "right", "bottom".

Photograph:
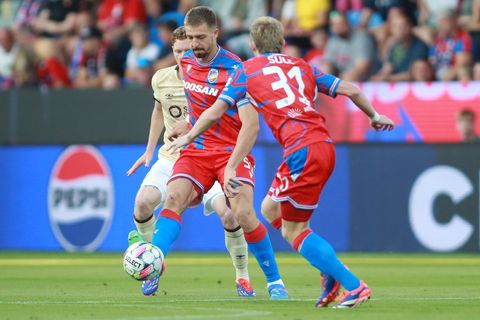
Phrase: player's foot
[
  {"left": 334, "top": 281, "right": 371, "bottom": 308},
  {"left": 142, "top": 274, "right": 160, "bottom": 296},
  {"left": 128, "top": 230, "right": 145, "bottom": 246},
  {"left": 315, "top": 272, "right": 340, "bottom": 307},
  {"left": 268, "top": 283, "right": 289, "bottom": 300},
  {"left": 236, "top": 278, "right": 255, "bottom": 297}
]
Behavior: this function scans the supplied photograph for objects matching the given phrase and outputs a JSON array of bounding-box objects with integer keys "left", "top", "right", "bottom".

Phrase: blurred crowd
[{"left": 0, "top": 0, "right": 480, "bottom": 90}]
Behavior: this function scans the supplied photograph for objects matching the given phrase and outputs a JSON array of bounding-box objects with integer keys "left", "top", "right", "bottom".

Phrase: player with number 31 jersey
[
  {"left": 243, "top": 53, "right": 339, "bottom": 156},
  {"left": 243, "top": 16, "right": 394, "bottom": 309}
]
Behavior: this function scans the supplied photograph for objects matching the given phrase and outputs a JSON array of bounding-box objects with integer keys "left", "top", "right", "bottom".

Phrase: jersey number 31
[{"left": 262, "top": 66, "right": 311, "bottom": 109}]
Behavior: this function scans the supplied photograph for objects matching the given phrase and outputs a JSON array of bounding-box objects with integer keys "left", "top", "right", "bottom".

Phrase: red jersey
[
  {"left": 180, "top": 46, "right": 248, "bottom": 152},
  {"left": 243, "top": 53, "right": 341, "bottom": 155}
]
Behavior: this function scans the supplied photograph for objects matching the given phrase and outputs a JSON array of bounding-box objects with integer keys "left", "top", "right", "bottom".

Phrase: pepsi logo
[{"left": 48, "top": 145, "right": 114, "bottom": 252}]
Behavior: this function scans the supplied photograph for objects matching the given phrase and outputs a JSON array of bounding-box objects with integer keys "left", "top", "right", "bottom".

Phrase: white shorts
[{"left": 141, "top": 156, "right": 224, "bottom": 215}]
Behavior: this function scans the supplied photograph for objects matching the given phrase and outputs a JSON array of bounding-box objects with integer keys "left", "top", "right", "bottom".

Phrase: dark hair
[
  {"left": 184, "top": 6, "right": 217, "bottom": 28},
  {"left": 458, "top": 108, "right": 475, "bottom": 120},
  {"left": 158, "top": 19, "right": 179, "bottom": 32}
]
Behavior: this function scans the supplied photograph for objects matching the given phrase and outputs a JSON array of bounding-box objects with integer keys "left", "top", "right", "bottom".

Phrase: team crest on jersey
[
  {"left": 207, "top": 68, "right": 219, "bottom": 83},
  {"left": 186, "top": 64, "right": 192, "bottom": 73}
]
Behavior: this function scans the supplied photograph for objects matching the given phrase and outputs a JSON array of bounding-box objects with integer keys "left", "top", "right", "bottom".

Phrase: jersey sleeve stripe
[
  {"left": 218, "top": 94, "right": 235, "bottom": 106},
  {"left": 329, "top": 78, "right": 341, "bottom": 97}
]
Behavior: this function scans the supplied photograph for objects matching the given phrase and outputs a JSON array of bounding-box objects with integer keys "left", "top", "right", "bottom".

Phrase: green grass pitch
[{"left": 1, "top": 252, "right": 479, "bottom": 319}]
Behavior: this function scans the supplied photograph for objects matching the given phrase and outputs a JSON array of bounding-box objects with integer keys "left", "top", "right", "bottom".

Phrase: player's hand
[
  {"left": 223, "top": 166, "right": 243, "bottom": 198},
  {"left": 371, "top": 114, "right": 395, "bottom": 131},
  {"left": 126, "top": 151, "right": 154, "bottom": 176},
  {"left": 166, "top": 134, "right": 193, "bottom": 154},
  {"left": 167, "top": 120, "right": 190, "bottom": 141}
]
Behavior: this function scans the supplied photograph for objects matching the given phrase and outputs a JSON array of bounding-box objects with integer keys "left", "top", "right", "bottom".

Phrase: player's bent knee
[
  {"left": 164, "top": 190, "right": 193, "bottom": 212},
  {"left": 261, "top": 199, "right": 280, "bottom": 222},
  {"left": 220, "top": 209, "right": 237, "bottom": 229},
  {"left": 281, "top": 222, "right": 309, "bottom": 245},
  {"left": 134, "top": 191, "right": 160, "bottom": 220}
]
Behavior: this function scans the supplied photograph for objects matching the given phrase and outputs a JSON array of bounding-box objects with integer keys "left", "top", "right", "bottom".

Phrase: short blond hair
[{"left": 250, "top": 16, "right": 284, "bottom": 54}]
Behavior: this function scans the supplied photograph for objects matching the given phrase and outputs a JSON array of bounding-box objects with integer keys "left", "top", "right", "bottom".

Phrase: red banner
[{"left": 317, "top": 82, "right": 480, "bottom": 143}]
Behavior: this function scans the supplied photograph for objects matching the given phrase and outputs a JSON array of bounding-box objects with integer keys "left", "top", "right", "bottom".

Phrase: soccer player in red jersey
[
  {"left": 170, "top": 16, "right": 394, "bottom": 308},
  {"left": 152, "top": 7, "right": 288, "bottom": 300}
]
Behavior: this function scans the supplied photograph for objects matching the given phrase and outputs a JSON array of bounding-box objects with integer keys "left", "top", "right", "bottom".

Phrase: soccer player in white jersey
[{"left": 126, "top": 27, "right": 254, "bottom": 297}]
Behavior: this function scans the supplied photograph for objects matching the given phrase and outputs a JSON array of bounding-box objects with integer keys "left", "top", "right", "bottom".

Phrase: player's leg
[
  {"left": 228, "top": 185, "right": 288, "bottom": 300},
  {"left": 280, "top": 203, "right": 370, "bottom": 308},
  {"left": 151, "top": 177, "right": 198, "bottom": 257},
  {"left": 206, "top": 188, "right": 254, "bottom": 297},
  {"left": 141, "top": 177, "right": 198, "bottom": 296},
  {"left": 261, "top": 195, "right": 282, "bottom": 230},
  {"left": 131, "top": 158, "right": 172, "bottom": 243},
  {"left": 132, "top": 186, "right": 161, "bottom": 243},
  {"left": 265, "top": 143, "right": 369, "bottom": 307}
]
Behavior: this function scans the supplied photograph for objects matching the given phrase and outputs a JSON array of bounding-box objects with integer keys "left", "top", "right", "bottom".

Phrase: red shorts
[
  {"left": 268, "top": 142, "right": 335, "bottom": 222},
  {"left": 169, "top": 148, "right": 255, "bottom": 206}
]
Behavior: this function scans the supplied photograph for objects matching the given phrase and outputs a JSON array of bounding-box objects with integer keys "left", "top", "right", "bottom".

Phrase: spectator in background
[
  {"left": 371, "top": 14, "right": 429, "bottom": 81},
  {"left": 410, "top": 59, "right": 436, "bottom": 81},
  {"left": 281, "top": 0, "right": 330, "bottom": 57},
  {"left": 0, "top": 28, "right": 18, "bottom": 88},
  {"left": 14, "top": 0, "right": 44, "bottom": 31},
  {"left": 456, "top": 108, "right": 479, "bottom": 142},
  {"left": 98, "top": 0, "right": 147, "bottom": 87},
  {"left": 144, "top": 0, "right": 164, "bottom": 47},
  {"left": 125, "top": 23, "right": 159, "bottom": 86},
  {"left": 334, "top": 0, "right": 382, "bottom": 28},
  {"left": 360, "top": 0, "right": 417, "bottom": 59},
  {"left": 417, "top": 0, "right": 459, "bottom": 44},
  {"left": 11, "top": 24, "right": 39, "bottom": 87},
  {"left": 429, "top": 9, "right": 472, "bottom": 81},
  {"left": 153, "top": 19, "right": 178, "bottom": 69},
  {"left": 304, "top": 26, "right": 328, "bottom": 70},
  {"left": 199, "top": 0, "right": 266, "bottom": 60},
  {"left": 324, "top": 11, "right": 376, "bottom": 81},
  {"left": 71, "top": 26, "right": 107, "bottom": 88},
  {"left": 32, "top": 0, "right": 79, "bottom": 38},
  {"left": 97, "top": 0, "right": 146, "bottom": 43},
  {"left": 34, "top": 38, "right": 72, "bottom": 88},
  {"left": 457, "top": 0, "right": 480, "bottom": 79},
  {"left": 473, "top": 62, "right": 480, "bottom": 79}
]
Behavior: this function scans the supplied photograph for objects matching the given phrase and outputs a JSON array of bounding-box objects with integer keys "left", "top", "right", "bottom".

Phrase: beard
[{"left": 193, "top": 48, "right": 207, "bottom": 58}]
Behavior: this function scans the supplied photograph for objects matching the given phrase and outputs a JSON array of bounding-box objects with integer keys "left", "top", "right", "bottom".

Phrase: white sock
[
  {"left": 224, "top": 227, "right": 249, "bottom": 281},
  {"left": 267, "top": 279, "right": 285, "bottom": 288},
  {"left": 134, "top": 214, "right": 156, "bottom": 242}
]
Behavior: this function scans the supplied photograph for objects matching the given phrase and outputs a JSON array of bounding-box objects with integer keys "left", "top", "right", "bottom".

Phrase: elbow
[{"left": 340, "top": 81, "right": 362, "bottom": 98}]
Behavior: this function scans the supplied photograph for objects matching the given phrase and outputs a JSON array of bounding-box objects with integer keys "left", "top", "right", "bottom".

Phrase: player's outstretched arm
[
  {"left": 336, "top": 81, "right": 395, "bottom": 131},
  {"left": 224, "top": 103, "right": 259, "bottom": 198},
  {"left": 166, "top": 99, "right": 230, "bottom": 153},
  {"left": 127, "top": 101, "right": 165, "bottom": 176}
]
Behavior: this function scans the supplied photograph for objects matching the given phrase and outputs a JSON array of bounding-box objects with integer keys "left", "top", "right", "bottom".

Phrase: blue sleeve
[
  {"left": 218, "top": 65, "right": 247, "bottom": 107},
  {"left": 312, "top": 66, "right": 341, "bottom": 97}
]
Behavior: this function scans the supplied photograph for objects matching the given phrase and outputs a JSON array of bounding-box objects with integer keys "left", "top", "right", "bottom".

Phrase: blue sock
[
  {"left": 297, "top": 231, "right": 360, "bottom": 291},
  {"left": 151, "top": 209, "right": 181, "bottom": 257},
  {"left": 245, "top": 223, "right": 281, "bottom": 283}
]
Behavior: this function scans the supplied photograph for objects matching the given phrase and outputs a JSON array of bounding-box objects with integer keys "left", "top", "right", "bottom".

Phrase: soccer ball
[{"left": 123, "top": 242, "right": 164, "bottom": 281}]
